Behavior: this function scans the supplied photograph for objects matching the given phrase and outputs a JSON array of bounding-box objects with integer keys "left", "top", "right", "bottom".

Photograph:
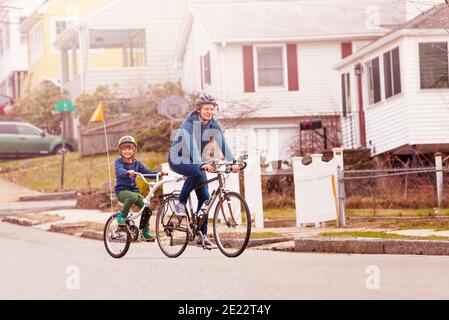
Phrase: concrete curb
[
  {"left": 0, "top": 204, "right": 77, "bottom": 216},
  {"left": 1, "top": 216, "right": 39, "bottom": 226},
  {"left": 49, "top": 223, "right": 88, "bottom": 233},
  {"left": 80, "top": 230, "right": 103, "bottom": 241},
  {"left": 247, "top": 236, "right": 295, "bottom": 248},
  {"left": 19, "top": 192, "right": 78, "bottom": 202},
  {"left": 295, "top": 237, "right": 449, "bottom": 255}
]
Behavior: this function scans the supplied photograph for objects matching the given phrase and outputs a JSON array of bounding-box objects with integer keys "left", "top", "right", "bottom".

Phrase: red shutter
[
  {"left": 200, "top": 56, "right": 204, "bottom": 89},
  {"left": 205, "top": 52, "right": 211, "bottom": 86},
  {"left": 341, "top": 42, "right": 352, "bottom": 59},
  {"left": 287, "top": 44, "right": 299, "bottom": 91},
  {"left": 242, "top": 45, "right": 255, "bottom": 92}
]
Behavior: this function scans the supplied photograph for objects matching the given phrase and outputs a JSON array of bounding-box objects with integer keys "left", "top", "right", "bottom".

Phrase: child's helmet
[{"left": 118, "top": 135, "right": 137, "bottom": 148}]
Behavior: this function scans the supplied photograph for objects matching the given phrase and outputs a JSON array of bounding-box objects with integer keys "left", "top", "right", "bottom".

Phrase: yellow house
[{"left": 20, "top": 0, "right": 120, "bottom": 93}]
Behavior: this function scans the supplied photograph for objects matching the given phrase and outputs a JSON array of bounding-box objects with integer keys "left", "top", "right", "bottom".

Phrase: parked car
[{"left": 0, "top": 121, "right": 75, "bottom": 159}]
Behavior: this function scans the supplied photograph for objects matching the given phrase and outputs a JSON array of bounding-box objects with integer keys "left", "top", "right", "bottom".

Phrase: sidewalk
[
  {"left": 2, "top": 207, "right": 449, "bottom": 255},
  {"left": 0, "top": 178, "right": 41, "bottom": 202}
]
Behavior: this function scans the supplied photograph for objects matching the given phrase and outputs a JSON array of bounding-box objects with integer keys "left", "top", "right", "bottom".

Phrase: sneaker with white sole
[
  {"left": 197, "top": 235, "right": 217, "bottom": 249},
  {"left": 174, "top": 201, "right": 187, "bottom": 217}
]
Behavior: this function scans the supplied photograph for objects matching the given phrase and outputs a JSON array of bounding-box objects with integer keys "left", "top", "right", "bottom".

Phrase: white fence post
[
  {"left": 244, "top": 151, "right": 264, "bottom": 229},
  {"left": 435, "top": 152, "right": 443, "bottom": 209}
]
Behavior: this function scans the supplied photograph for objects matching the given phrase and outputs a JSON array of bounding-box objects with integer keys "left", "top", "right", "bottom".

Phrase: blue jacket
[
  {"left": 169, "top": 111, "right": 234, "bottom": 164},
  {"left": 114, "top": 157, "right": 158, "bottom": 194}
]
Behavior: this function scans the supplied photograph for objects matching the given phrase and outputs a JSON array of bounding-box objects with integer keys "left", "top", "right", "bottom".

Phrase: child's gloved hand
[{"left": 127, "top": 170, "right": 136, "bottom": 177}]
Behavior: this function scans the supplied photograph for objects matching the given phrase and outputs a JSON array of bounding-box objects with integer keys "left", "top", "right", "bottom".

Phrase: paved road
[{"left": 1, "top": 222, "right": 449, "bottom": 300}]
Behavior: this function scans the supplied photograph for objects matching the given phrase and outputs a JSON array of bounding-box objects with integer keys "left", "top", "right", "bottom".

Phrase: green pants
[{"left": 117, "top": 190, "right": 148, "bottom": 228}]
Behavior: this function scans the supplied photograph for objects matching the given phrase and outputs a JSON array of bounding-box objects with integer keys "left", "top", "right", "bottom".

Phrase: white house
[
  {"left": 174, "top": 0, "right": 435, "bottom": 163},
  {"left": 335, "top": 3, "right": 449, "bottom": 157},
  {"left": 0, "top": 0, "right": 44, "bottom": 100},
  {"left": 54, "top": 0, "right": 189, "bottom": 99}
]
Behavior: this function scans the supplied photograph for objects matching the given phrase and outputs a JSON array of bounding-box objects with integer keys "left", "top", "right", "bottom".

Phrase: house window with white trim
[
  {"left": 255, "top": 46, "right": 285, "bottom": 88},
  {"left": 341, "top": 72, "right": 351, "bottom": 117},
  {"left": 29, "top": 22, "right": 43, "bottom": 64},
  {"left": 19, "top": 17, "right": 27, "bottom": 43},
  {"left": 419, "top": 42, "right": 448, "bottom": 89},
  {"left": 0, "top": 27, "right": 4, "bottom": 56},
  {"left": 384, "top": 47, "right": 401, "bottom": 98},
  {"left": 129, "top": 30, "right": 146, "bottom": 67},
  {"left": 366, "top": 57, "right": 381, "bottom": 105},
  {"left": 200, "top": 51, "right": 211, "bottom": 88}
]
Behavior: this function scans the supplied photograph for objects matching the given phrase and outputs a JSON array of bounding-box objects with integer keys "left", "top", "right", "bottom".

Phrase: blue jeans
[{"left": 168, "top": 157, "right": 210, "bottom": 235}]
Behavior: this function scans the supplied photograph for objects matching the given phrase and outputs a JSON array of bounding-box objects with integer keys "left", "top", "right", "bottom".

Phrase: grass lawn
[
  {"left": 346, "top": 208, "right": 449, "bottom": 217},
  {"left": 264, "top": 208, "right": 296, "bottom": 220},
  {"left": 0, "top": 151, "right": 166, "bottom": 192},
  {"left": 251, "top": 232, "right": 284, "bottom": 238},
  {"left": 318, "top": 230, "right": 449, "bottom": 241}
]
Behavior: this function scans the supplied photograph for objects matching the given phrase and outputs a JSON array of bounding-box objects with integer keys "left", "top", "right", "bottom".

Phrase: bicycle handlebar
[{"left": 199, "top": 154, "right": 248, "bottom": 174}]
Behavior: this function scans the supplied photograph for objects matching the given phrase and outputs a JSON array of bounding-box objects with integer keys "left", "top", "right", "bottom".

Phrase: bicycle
[
  {"left": 103, "top": 172, "right": 185, "bottom": 259},
  {"left": 155, "top": 155, "right": 251, "bottom": 258}
]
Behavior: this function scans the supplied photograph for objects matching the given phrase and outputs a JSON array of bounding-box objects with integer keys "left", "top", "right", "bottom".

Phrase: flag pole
[{"left": 103, "top": 118, "right": 114, "bottom": 213}]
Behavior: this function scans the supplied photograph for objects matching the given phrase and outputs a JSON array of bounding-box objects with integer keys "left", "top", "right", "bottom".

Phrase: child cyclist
[{"left": 114, "top": 135, "right": 158, "bottom": 242}]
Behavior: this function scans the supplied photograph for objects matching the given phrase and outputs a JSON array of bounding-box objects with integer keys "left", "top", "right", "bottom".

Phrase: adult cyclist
[{"left": 168, "top": 93, "right": 240, "bottom": 249}]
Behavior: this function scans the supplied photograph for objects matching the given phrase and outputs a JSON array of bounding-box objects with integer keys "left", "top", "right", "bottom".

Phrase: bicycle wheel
[
  {"left": 213, "top": 191, "right": 251, "bottom": 257},
  {"left": 156, "top": 196, "right": 189, "bottom": 258},
  {"left": 103, "top": 214, "right": 131, "bottom": 259}
]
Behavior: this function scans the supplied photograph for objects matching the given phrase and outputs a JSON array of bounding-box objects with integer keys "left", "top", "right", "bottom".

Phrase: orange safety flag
[{"left": 89, "top": 101, "right": 105, "bottom": 122}]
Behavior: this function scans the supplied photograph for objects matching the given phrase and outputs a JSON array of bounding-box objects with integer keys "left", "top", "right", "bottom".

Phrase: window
[
  {"left": 366, "top": 57, "right": 381, "bottom": 105},
  {"left": 201, "top": 51, "right": 211, "bottom": 88},
  {"left": 383, "top": 47, "right": 402, "bottom": 98},
  {"left": 5, "top": 18, "right": 10, "bottom": 50},
  {"left": 0, "top": 124, "right": 17, "bottom": 134},
  {"left": 30, "top": 22, "right": 44, "bottom": 63},
  {"left": 256, "top": 46, "right": 285, "bottom": 88},
  {"left": 0, "top": 28, "right": 3, "bottom": 56},
  {"left": 419, "top": 42, "right": 449, "bottom": 89},
  {"left": 341, "top": 72, "right": 351, "bottom": 117},
  {"left": 55, "top": 20, "right": 67, "bottom": 37},
  {"left": 128, "top": 30, "right": 146, "bottom": 67},
  {"left": 17, "top": 125, "right": 41, "bottom": 135},
  {"left": 19, "top": 17, "right": 27, "bottom": 43}
]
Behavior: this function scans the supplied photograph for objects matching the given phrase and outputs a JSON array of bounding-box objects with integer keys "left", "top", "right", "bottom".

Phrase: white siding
[
  {"left": 84, "top": 68, "right": 155, "bottom": 96},
  {"left": 181, "top": 18, "right": 221, "bottom": 96},
  {"left": 220, "top": 41, "right": 343, "bottom": 118},
  {"left": 0, "top": 0, "right": 43, "bottom": 86},
  {"left": 87, "top": 0, "right": 188, "bottom": 83},
  {"left": 406, "top": 36, "right": 449, "bottom": 145},
  {"left": 339, "top": 34, "right": 449, "bottom": 155}
]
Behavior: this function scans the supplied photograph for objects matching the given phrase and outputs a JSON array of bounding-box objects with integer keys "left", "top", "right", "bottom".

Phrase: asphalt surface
[{"left": 2, "top": 222, "right": 449, "bottom": 300}]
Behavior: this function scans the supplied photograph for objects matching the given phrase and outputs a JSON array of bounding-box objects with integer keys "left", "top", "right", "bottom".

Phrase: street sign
[{"left": 55, "top": 100, "right": 76, "bottom": 112}]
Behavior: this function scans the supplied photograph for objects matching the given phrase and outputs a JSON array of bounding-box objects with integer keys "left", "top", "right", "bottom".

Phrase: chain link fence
[{"left": 342, "top": 167, "right": 449, "bottom": 214}]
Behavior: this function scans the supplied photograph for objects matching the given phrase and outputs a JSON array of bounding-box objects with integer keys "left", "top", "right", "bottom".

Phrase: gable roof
[
  {"left": 188, "top": 1, "right": 396, "bottom": 43},
  {"left": 334, "top": 3, "right": 449, "bottom": 70},
  {"left": 175, "top": 0, "right": 408, "bottom": 65}
]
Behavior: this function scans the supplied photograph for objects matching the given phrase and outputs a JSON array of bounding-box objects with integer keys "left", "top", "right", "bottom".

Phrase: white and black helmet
[{"left": 195, "top": 93, "right": 218, "bottom": 107}]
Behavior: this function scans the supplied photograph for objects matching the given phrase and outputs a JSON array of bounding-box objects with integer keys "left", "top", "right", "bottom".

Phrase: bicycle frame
[{"left": 125, "top": 172, "right": 184, "bottom": 224}]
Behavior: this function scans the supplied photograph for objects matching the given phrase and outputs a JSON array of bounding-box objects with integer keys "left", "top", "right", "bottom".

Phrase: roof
[
  {"left": 187, "top": 0, "right": 406, "bottom": 43},
  {"left": 176, "top": 0, "right": 406, "bottom": 64},
  {"left": 334, "top": 3, "right": 449, "bottom": 70}
]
